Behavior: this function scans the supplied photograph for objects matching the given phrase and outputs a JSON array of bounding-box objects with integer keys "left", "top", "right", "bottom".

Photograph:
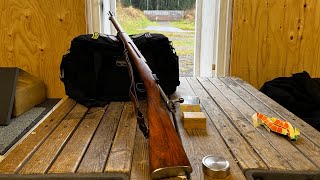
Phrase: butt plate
[{"left": 151, "top": 166, "right": 192, "bottom": 179}]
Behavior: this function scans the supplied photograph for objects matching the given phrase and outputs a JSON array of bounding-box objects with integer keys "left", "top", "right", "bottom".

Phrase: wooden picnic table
[{"left": 0, "top": 77, "right": 319, "bottom": 179}]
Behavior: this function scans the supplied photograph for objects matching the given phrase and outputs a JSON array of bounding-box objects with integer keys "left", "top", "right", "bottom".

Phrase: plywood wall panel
[
  {"left": 231, "top": 0, "right": 320, "bottom": 89},
  {"left": 0, "top": 0, "right": 86, "bottom": 98},
  {"left": 231, "top": 0, "right": 268, "bottom": 88}
]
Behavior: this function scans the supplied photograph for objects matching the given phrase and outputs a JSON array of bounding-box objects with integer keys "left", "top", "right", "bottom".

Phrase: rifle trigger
[
  {"left": 137, "top": 111, "right": 149, "bottom": 139},
  {"left": 139, "top": 122, "right": 149, "bottom": 139}
]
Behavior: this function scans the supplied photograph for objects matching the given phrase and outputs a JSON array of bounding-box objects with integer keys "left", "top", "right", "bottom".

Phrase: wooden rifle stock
[{"left": 109, "top": 13, "right": 192, "bottom": 179}]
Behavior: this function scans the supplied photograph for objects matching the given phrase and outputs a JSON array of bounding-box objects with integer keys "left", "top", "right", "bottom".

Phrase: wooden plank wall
[
  {"left": 0, "top": 0, "right": 86, "bottom": 98},
  {"left": 231, "top": 0, "right": 320, "bottom": 89}
]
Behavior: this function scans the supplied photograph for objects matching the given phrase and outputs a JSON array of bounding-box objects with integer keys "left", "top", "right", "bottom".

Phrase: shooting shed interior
[{"left": 0, "top": 0, "right": 320, "bottom": 180}]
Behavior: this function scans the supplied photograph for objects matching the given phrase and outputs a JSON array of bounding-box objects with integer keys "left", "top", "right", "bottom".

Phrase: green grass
[
  {"left": 119, "top": 18, "right": 158, "bottom": 35},
  {"left": 117, "top": 6, "right": 158, "bottom": 35},
  {"left": 162, "top": 31, "right": 194, "bottom": 56},
  {"left": 173, "top": 39, "right": 194, "bottom": 46},
  {"left": 175, "top": 49, "right": 194, "bottom": 56},
  {"left": 170, "top": 20, "right": 195, "bottom": 31},
  {"left": 117, "top": 5, "right": 195, "bottom": 56}
]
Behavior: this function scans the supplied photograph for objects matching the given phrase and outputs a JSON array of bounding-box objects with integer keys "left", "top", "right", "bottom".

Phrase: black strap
[{"left": 123, "top": 47, "right": 149, "bottom": 138}]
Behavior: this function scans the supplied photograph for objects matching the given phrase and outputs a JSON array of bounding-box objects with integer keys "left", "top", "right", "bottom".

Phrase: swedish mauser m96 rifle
[{"left": 108, "top": 12, "right": 192, "bottom": 179}]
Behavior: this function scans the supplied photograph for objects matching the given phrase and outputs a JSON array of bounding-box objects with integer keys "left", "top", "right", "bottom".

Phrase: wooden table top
[{"left": 0, "top": 77, "right": 319, "bottom": 180}]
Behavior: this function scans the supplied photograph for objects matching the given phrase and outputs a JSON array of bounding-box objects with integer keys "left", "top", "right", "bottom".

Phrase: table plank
[
  {"left": 0, "top": 98, "right": 76, "bottom": 174},
  {"left": 48, "top": 106, "right": 107, "bottom": 173},
  {"left": 130, "top": 100, "right": 150, "bottom": 180},
  {"left": 197, "top": 77, "right": 290, "bottom": 170},
  {"left": 104, "top": 102, "right": 137, "bottom": 179},
  {"left": 231, "top": 76, "right": 320, "bottom": 146},
  {"left": 170, "top": 77, "right": 246, "bottom": 180},
  {"left": 216, "top": 77, "right": 318, "bottom": 171},
  {"left": 130, "top": 126, "right": 150, "bottom": 180},
  {"left": 77, "top": 102, "right": 124, "bottom": 173},
  {"left": 19, "top": 103, "right": 88, "bottom": 174}
]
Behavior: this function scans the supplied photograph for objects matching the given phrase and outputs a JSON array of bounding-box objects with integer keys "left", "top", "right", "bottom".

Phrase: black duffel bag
[
  {"left": 60, "top": 33, "right": 180, "bottom": 107},
  {"left": 260, "top": 71, "right": 320, "bottom": 131}
]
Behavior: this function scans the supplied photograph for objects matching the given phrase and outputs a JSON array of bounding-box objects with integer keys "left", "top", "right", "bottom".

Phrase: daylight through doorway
[{"left": 116, "top": 0, "right": 196, "bottom": 77}]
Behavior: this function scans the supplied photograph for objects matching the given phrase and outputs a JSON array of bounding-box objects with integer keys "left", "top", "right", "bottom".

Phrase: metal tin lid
[{"left": 202, "top": 155, "right": 230, "bottom": 178}]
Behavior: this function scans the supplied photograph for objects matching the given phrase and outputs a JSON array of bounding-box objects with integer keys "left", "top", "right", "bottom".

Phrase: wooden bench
[{"left": 0, "top": 77, "right": 319, "bottom": 179}]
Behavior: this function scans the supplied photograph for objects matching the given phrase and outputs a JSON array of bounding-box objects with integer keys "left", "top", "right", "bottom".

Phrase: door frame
[
  {"left": 85, "top": 0, "right": 116, "bottom": 34},
  {"left": 194, "top": 0, "right": 233, "bottom": 77}
]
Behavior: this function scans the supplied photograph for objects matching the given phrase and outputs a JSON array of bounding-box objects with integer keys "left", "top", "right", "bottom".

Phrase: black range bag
[
  {"left": 260, "top": 71, "right": 320, "bottom": 131},
  {"left": 60, "top": 33, "right": 180, "bottom": 107}
]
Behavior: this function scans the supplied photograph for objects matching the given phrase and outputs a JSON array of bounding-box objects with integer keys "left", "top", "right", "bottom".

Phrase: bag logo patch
[{"left": 91, "top": 32, "right": 100, "bottom": 39}]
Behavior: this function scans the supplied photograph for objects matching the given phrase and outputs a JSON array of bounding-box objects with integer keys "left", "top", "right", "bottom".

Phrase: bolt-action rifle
[{"left": 108, "top": 12, "right": 192, "bottom": 179}]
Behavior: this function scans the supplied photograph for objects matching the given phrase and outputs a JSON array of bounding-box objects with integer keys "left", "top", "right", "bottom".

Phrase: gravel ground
[
  {"left": 178, "top": 54, "right": 194, "bottom": 77},
  {"left": 168, "top": 34, "right": 194, "bottom": 77}
]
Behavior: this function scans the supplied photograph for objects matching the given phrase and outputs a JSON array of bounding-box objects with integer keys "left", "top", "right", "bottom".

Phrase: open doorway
[
  {"left": 87, "top": 0, "right": 233, "bottom": 78},
  {"left": 115, "top": 0, "right": 196, "bottom": 77}
]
